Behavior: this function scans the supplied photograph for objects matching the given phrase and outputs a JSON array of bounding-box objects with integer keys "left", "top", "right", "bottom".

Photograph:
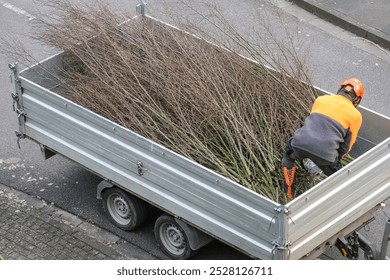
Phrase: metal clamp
[
  {"left": 274, "top": 205, "right": 291, "bottom": 215},
  {"left": 136, "top": 2, "right": 147, "bottom": 16},
  {"left": 15, "top": 108, "right": 26, "bottom": 119},
  {"left": 9, "top": 63, "right": 18, "bottom": 79},
  {"left": 15, "top": 131, "right": 25, "bottom": 149},
  {"left": 271, "top": 240, "right": 291, "bottom": 260},
  {"left": 11, "top": 92, "right": 19, "bottom": 112},
  {"left": 8, "top": 63, "right": 17, "bottom": 72},
  {"left": 9, "top": 63, "right": 21, "bottom": 85},
  {"left": 274, "top": 205, "right": 294, "bottom": 225}
]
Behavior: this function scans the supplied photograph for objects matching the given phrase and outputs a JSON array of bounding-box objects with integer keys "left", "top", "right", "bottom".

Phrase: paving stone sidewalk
[
  {"left": 0, "top": 184, "right": 155, "bottom": 260},
  {"left": 290, "top": 0, "right": 390, "bottom": 50}
]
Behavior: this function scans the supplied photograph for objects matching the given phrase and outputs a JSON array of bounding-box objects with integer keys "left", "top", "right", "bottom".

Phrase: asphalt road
[{"left": 1, "top": 0, "right": 389, "bottom": 260}]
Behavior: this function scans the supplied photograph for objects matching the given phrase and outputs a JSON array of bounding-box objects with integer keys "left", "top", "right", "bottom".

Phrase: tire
[
  {"left": 154, "top": 214, "right": 195, "bottom": 260},
  {"left": 102, "top": 187, "right": 147, "bottom": 231}
]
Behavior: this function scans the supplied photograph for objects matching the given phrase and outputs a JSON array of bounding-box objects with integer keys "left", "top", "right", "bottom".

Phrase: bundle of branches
[{"left": 35, "top": 1, "right": 320, "bottom": 202}]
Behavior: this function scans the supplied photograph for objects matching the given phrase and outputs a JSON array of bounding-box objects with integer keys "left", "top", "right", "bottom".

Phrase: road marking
[{"left": 0, "top": 1, "right": 36, "bottom": 20}]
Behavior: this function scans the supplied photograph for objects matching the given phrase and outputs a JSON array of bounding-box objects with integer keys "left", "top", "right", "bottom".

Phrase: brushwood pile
[{"left": 39, "top": 3, "right": 325, "bottom": 202}]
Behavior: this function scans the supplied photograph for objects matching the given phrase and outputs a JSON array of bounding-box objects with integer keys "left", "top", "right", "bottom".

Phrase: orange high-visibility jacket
[{"left": 291, "top": 94, "right": 362, "bottom": 162}]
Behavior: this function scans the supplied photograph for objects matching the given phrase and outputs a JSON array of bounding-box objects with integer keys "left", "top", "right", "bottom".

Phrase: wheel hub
[
  {"left": 160, "top": 223, "right": 186, "bottom": 255},
  {"left": 166, "top": 225, "right": 185, "bottom": 248},
  {"left": 113, "top": 196, "right": 130, "bottom": 218},
  {"left": 107, "top": 194, "right": 132, "bottom": 226}
]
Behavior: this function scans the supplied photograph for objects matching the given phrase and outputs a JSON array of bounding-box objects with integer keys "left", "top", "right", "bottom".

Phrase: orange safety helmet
[{"left": 339, "top": 78, "right": 364, "bottom": 106}]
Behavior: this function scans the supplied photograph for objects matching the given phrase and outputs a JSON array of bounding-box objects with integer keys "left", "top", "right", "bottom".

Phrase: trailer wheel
[
  {"left": 154, "top": 214, "right": 195, "bottom": 259},
  {"left": 102, "top": 188, "right": 147, "bottom": 231}
]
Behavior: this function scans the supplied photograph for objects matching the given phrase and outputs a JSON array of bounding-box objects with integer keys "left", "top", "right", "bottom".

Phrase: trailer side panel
[{"left": 17, "top": 62, "right": 280, "bottom": 259}]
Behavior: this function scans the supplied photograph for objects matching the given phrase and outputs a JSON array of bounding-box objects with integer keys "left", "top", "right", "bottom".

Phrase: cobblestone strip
[{"left": 0, "top": 185, "right": 133, "bottom": 260}]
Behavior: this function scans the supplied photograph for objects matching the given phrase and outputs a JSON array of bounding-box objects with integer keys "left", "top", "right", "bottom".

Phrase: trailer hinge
[
  {"left": 137, "top": 161, "right": 148, "bottom": 176},
  {"left": 9, "top": 63, "right": 23, "bottom": 113},
  {"left": 10, "top": 62, "right": 26, "bottom": 149}
]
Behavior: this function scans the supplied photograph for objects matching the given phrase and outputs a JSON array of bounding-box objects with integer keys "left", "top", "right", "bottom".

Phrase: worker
[{"left": 281, "top": 78, "right": 364, "bottom": 200}]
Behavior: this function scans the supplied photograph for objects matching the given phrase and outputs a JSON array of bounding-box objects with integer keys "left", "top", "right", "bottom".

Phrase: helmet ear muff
[
  {"left": 353, "top": 96, "right": 361, "bottom": 107},
  {"left": 338, "top": 85, "right": 361, "bottom": 107},
  {"left": 345, "top": 85, "right": 361, "bottom": 106}
]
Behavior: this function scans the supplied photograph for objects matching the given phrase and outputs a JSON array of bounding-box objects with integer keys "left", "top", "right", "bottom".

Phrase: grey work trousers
[{"left": 281, "top": 139, "right": 342, "bottom": 176}]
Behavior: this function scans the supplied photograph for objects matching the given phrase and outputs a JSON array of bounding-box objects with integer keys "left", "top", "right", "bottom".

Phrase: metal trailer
[{"left": 9, "top": 4, "right": 390, "bottom": 260}]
